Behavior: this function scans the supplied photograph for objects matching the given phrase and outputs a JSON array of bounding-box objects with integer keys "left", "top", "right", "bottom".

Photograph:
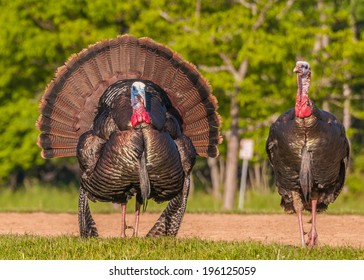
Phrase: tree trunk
[
  {"left": 262, "top": 159, "right": 269, "bottom": 191},
  {"left": 313, "top": 0, "right": 329, "bottom": 55},
  {"left": 208, "top": 157, "right": 221, "bottom": 199},
  {"left": 342, "top": 83, "right": 351, "bottom": 130},
  {"left": 223, "top": 90, "right": 240, "bottom": 209},
  {"left": 219, "top": 156, "right": 225, "bottom": 187},
  {"left": 194, "top": 0, "right": 201, "bottom": 31},
  {"left": 254, "top": 162, "right": 261, "bottom": 189},
  {"left": 190, "top": 171, "right": 195, "bottom": 196}
]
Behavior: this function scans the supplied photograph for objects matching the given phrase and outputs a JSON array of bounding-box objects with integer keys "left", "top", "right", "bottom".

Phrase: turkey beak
[{"left": 293, "top": 66, "right": 300, "bottom": 73}]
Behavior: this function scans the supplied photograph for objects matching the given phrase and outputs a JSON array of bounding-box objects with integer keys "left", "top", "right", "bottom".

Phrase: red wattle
[
  {"left": 142, "top": 111, "right": 151, "bottom": 124},
  {"left": 131, "top": 113, "right": 139, "bottom": 127},
  {"left": 295, "top": 94, "right": 312, "bottom": 118},
  {"left": 131, "top": 110, "right": 151, "bottom": 127}
]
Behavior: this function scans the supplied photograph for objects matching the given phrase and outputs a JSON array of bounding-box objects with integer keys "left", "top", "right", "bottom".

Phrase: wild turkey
[
  {"left": 266, "top": 61, "right": 349, "bottom": 246},
  {"left": 36, "top": 34, "right": 222, "bottom": 238}
]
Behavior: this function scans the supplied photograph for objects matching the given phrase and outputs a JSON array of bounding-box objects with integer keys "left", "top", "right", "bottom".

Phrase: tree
[
  {"left": 1, "top": 0, "right": 364, "bottom": 203},
  {"left": 0, "top": 0, "right": 142, "bottom": 186}
]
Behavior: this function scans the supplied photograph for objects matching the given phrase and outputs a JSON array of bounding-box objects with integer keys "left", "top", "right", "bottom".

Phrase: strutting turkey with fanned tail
[
  {"left": 266, "top": 61, "right": 349, "bottom": 246},
  {"left": 36, "top": 34, "right": 222, "bottom": 238}
]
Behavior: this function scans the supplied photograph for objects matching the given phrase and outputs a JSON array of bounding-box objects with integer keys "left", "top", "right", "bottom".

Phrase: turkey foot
[{"left": 306, "top": 228, "right": 318, "bottom": 246}]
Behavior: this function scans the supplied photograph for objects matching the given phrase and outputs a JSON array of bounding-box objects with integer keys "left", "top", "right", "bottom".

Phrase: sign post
[{"left": 238, "top": 139, "right": 254, "bottom": 209}]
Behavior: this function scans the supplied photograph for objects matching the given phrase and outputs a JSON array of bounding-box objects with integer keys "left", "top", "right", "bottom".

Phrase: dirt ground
[{"left": 1, "top": 212, "right": 363, "bottom": 247}]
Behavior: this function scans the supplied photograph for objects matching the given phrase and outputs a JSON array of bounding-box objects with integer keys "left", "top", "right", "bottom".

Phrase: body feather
[
  {"left": 266, "top": 107, "right": 349, "bottom": 212},
  {"left": 37, "top": 35, "right": 221, "bottom": 237}
]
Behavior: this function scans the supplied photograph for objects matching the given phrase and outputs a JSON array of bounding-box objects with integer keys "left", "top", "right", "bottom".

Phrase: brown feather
[
  {"left": 108, "top": 38, "right": 121, "bottom": 74},
  {"left": 36, "top": 116, "right": 74, "bottom": 135},
  {"left": 42, "top": 148, "right": 76, "bottom": 159},
  {"left": 37, "top": 34, "right": 221, "bottom": 158},
  {"left": 38, "top": 134, "right": 79, "bottom": 149},
  {"left": 140, "top": 42, "right": 157, "bottom": 80}
]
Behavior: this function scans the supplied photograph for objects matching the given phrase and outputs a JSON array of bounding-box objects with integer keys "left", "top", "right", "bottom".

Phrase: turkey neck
[
  {"left": 295, "top": 71, "right": 313, "bottom": 119},
  {"left": 296, "top": 71, "right": 311, "bottom": 99}
]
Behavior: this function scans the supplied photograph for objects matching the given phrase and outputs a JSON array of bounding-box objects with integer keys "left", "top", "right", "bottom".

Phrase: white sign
[{"left": 239, "top": 139, "right": 254, "bottom": 160}]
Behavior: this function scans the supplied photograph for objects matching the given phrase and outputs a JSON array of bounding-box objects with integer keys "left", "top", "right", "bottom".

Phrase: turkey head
[
  {"left": 130, "top": 82, "right": 151, "bottom": 127},
  {"left": 294, "top": 61, "right": 313, "bottom": 118}
]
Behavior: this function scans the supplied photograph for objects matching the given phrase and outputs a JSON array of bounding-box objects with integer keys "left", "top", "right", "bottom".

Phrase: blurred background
[{"left": 0, "top": 0, "right": 364, "bottom": 213}]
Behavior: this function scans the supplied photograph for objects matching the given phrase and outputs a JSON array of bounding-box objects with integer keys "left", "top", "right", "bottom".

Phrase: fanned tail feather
[{"left": 36, "top": 34, "right": 222, "bottom": 159}]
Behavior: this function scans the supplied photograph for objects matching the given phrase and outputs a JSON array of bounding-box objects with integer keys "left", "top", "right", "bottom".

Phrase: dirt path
[{"left": 1, "top": 213, "right": 363, "bottom": 247}]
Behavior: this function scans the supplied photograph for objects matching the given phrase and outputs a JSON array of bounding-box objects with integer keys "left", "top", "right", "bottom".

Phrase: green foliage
[
  {"left": 0, "top": 235, "right": 363, "bottom": 260},
  {"left": 0, "top": 0, "right": 364, "bottom": 198},
  {"left": 0, "top": 0, "right": 124, "bottom": 183}
]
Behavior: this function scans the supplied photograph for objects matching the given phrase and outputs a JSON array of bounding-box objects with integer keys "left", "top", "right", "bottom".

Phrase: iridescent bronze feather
[
  {"left": 266, "top": 61, "right": 349, "bottom": 246},
  {"left": 37, "top": 34, "right": 222, "bottom": 237}
]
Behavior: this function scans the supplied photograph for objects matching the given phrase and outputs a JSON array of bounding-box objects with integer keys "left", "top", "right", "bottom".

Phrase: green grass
[
  {"left": 0, "top": 184, "right": 363, "bottom": 214},
  {"left": 0, "top": 235, "right": 363, "bottom": 260},
  {"left": 1, "top": 185, "right": 363, "bottom": 260}
]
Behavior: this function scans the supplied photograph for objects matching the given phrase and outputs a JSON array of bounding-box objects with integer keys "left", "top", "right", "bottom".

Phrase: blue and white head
[
  {"left": 130, "top": 81, "right": 151, "bottom": 127},
  {"left": 131, "top": 81, "right": 146, "bottom": 109}
]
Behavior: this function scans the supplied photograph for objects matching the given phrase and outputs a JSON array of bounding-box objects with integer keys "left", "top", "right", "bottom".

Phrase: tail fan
[{"left": 36, "top": 34, "right": 222, "bottom": 159}]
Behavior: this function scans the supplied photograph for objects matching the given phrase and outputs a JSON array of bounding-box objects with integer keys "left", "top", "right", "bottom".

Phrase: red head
[{"left": 293, "top": 61, "right": 312, "bottom": 118}]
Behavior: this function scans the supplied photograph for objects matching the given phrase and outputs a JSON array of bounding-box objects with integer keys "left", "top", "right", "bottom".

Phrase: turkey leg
[
  {"left": 297, "top": 210, "right": 305, "bottom": 247},
  {"left": 146, "top": 175, "right": 190, "bottom": 237},
  {"left": 133, "top": 201, "right": 141, "bottom": 237},
  {"left": 306, "top": 199, "right": 318, "bottom": 246},
  {"left": 78, "top": 187, "right": 98, "bottom": 238},
  {"left": 121, "top": 203, "right": 127, "bottom": 238},
  {"left": 120, "top": 201, "right": 143, "bottom": 237}
]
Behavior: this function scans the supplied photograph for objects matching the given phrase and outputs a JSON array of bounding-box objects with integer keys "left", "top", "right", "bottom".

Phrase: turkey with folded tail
[
  {"left": 266, "top": 61, "right": 349, "bottom": 246},
  {"left": 36, "top": 34, "right": 222, "bottom": 238}
]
